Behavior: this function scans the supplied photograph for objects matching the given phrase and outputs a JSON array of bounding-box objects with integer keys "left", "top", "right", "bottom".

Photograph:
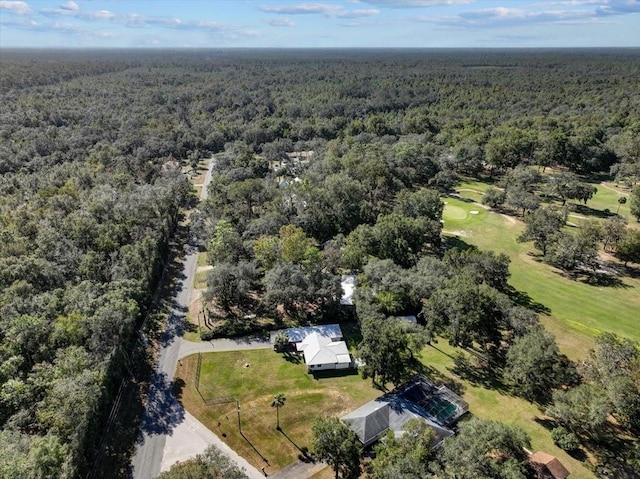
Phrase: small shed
[{"left": 530, "top": 451, "right": 570, "bottom": 479}]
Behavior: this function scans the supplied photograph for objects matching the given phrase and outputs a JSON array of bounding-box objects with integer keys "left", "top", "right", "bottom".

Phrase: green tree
[
  {"left": 546, "top": 384, "right": 610, "bottom": 439},
  {"left": 312, "top": 416, "right": 362, "bottom": 479},
  {"left": 278, "top": 224, "right": 322, "bottom": 268},
  {"left": 263, "top": 263, "right": 310, "bottom": 317},
  {"left": 438, "top": 418, "right": 532, "bottom": 479},
  {"left": 485, "top": 127, "right": 537, "bottom": 172},
  {"left": 205, "top": 262, "right": 259, "bottom": 313},
  {"left": 207, "top": 219, "right": 244, "bottom": 265},
  {"left": 506, "top": 186, "right": 540, "bottom": 216},
  {"left": 545, "top": 231, "right": 599, "bottom": 275},
  {"left": 357, "top": 315, "right": 414, "bottom": 389},
  {"left": 252, "top": 235, "right": 279, "bottom": 270},
  {"left": 503, "top": 328, "right": 576, "bottom": 402},
  {"left": 158, "top": 444, "right": 249, "bottom": 479},
  {"left": 271, "top": 393, "right": 286, "bottom": 430},
  {"left": 393, "top": 188, "right": 444, "bottom": 221},
  {"left": 517, "top": 206, "right": 567, "bottom": 256},
  {"left": 617, "top": 229, "right": 640, "bottom": 266},
  {"left": 616, "top": 196, "right": 627, "bottom": 214},
  {"left": 602, "top": 216, "right": 628, "bottom": 252},
  {"left": 370, "top": 418, "right": 435, "bottom": 479},
  {"left": 551, "top": 427, "right": 580, "bottom": 452},
  {"left": 630, "top": 185, "right": 640, "bottom": 221},
  {"left": 273, "top": 331, "right": 290, "bottom": 353},
  {"left": 582, "top": 333, "right": 640, "bottom": 432},
  {"left": 482, "top": 187, "right": 506, "bottom": 208},
  {"left": 373, "top": 213, "right": 441, "bottom": 267},
  {"left": 423, "top": 278, "right": 502, "bottom": 349}
]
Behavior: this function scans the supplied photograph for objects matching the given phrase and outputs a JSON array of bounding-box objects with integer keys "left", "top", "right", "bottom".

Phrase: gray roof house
[{"left": 341, "top": 376, "right": 468, "bottom": 447}]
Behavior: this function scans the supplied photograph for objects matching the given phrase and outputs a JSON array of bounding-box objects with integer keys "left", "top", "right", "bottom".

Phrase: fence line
[{"left": 195, "top": 351, "right": 202, "bottom": 390}]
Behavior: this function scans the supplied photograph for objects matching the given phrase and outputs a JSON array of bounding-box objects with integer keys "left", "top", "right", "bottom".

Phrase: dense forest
[{"left": 0, "top": 48, "right": 639, "bottom": 478}]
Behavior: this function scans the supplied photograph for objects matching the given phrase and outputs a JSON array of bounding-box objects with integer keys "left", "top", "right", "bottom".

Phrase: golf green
[{"left": 443, "top": 204, "right": 468, "bottom": 220}]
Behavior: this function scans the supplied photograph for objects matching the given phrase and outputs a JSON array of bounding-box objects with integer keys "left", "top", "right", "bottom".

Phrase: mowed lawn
[
  {"left": 444, "top": 188, "right": 640, "bottom": 356},
  {"left": 174, "top": 350, "right": 380, "bottom": 472}
]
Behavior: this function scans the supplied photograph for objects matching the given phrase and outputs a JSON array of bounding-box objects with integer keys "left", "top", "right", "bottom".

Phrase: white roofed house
[
  {"left": 296, "top": 332, "right": 353, "bottom": 372},
  {"left": 270, "top": 324, "right": 354, "bottom": 373}
]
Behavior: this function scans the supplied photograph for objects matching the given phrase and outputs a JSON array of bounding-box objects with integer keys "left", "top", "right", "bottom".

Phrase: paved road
[
  {"left": 129, "top": 248, "right": 198, "bottom": 478},
  {"left": 129, "top": 159, "right": 227, "bottom": 479},
  {"left": 130, "top": 158, "right": 325, "bottom": 479}
]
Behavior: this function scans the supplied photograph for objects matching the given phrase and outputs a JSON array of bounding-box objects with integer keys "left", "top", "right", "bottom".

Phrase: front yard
[{"left": 174, "top": 348, "right": 380, "bottom": 472}]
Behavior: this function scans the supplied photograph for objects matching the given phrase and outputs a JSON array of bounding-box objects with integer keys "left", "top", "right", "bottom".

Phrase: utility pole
[{"left": 236, "top": 400, "right": 242, "bottom": 434}]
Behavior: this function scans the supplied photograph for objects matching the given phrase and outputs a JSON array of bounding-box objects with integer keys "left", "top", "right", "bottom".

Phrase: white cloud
[
  {"left": 86, "top": 10, "right": 116, "bottom": 20},
  {"left": 60, "top": 1, "right": 78, "bottom": 11},
  {"left": 259, "top": 3, "right": 379, "bottom": 18},
  {"left": 267, "top": 16, "right": 295, "bottom": 26},
  {"left": 596, "top": 0, "right": 640, "bottom": 15},
  {"left": 0, "top": 1, "right": 32, "bottom": 15},
  {"left": 360, "top": 0, "right": 474, "bottom": 6}
]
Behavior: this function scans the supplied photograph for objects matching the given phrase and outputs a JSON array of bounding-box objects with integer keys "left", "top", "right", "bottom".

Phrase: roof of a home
[
  {"left": 341, "top": 395, "right": 454, "bottom": 447},
  {"left": 269, "top": 324, "right": 343, "bottom": 344},
  {"left": 296, "top": 332, "right": 351, "bottom": 366},
  {"left": 340, "top": 275, "right": 356, "bottom": 305},
  {"left": 530, "top": 451, "right": 570, "bottom": 479}
]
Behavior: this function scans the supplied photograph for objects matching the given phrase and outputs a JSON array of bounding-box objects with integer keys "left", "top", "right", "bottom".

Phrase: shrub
[{"left": 551, "top": 426, "right": 580, "bottom": 451}]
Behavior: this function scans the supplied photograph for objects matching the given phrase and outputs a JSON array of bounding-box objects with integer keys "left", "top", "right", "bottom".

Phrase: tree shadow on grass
[
  {"left": 240, "top": 432, "right": 270, "bottom": 466},
  {"left": 441, "top": 235, "right": 478, "bottom": 253},
  {"left": 279, "top": 428, "right": 315, "bottom": 463},
  {"left": 580, "top": 272, "right": 630, "bottom": 288},
  {"left": 573, "top": 204, "right": 618, "bottom": 219},
  {"left": 507, "top": 287, "right": 551, "bottom": 315},
  {"left": 282, "top": 352, "right": 302, "bottom": 364},
  {"left": 448, "top": 351, "right": 508, "bottom": 393}
]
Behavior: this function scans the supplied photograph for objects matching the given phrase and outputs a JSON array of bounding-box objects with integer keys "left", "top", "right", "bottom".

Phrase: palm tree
[
  {"left": 617, "top": 196, "right": 627, "bottom": 214},
  {"left": 271, "top": 393, "right": 286, "bottom": 430}
]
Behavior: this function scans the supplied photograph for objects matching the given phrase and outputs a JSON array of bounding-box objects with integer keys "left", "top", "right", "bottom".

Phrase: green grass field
[
  {"left": 419, "top": 342, "right": 595, "bottom": 479},
  {"left": 447, "top": 184, "right": 640, "bottom": 355},
  {"left": 175, "top": 350, "right": 380, "bottom": 472}
]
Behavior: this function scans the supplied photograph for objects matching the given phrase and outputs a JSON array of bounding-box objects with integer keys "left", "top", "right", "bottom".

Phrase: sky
[{"left": 0, "top": 0, "right": 639, "bottom": 49}]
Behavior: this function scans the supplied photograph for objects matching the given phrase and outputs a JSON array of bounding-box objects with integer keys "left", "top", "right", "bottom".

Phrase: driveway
[{"left": 178, "top": 337, "right": 272, "bottom": 359}]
